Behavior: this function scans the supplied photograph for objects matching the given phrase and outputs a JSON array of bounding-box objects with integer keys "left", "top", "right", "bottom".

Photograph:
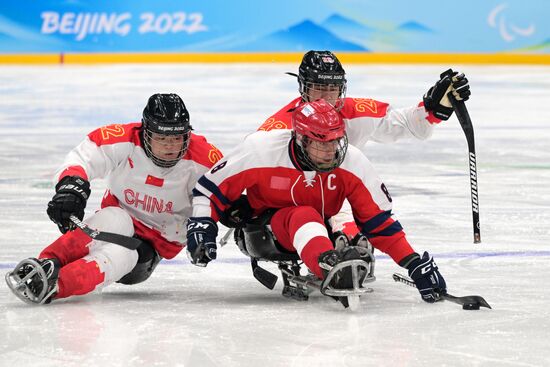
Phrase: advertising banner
[{"left": 0, "top": 0, "right": 548, "bottom": 54}]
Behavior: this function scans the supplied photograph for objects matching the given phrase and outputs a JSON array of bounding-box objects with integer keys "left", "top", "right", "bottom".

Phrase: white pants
[{"left": 82, "top": 207, "right": 139, "bottom": 288}]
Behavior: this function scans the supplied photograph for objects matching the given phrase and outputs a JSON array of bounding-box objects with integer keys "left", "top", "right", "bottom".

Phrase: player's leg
[
  {"left": 269, "top": 206, "right": 334, "bottom": 279},
  {"left": 6, "top": 206, "right": 137, "bottom": 304}
]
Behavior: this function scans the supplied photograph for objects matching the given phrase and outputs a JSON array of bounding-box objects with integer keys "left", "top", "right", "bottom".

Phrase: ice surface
[{"left": 1, "top": 64, "right": 549, "bottom": 366}]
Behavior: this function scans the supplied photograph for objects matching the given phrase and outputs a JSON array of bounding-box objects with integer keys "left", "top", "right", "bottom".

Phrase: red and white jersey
[
  {"left": 192, "top": 130, "right": 415, "bottom": 264},
  {"left": 55, "top": 122, "right": 223, "bottom": 259},
  {"left": 258, "top": 97, "right": 441, "bottom": 147}
]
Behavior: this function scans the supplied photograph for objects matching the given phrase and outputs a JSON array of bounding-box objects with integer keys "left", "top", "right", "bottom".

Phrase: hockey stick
[
  {"left": 443, "top": 71, "right": 481, "bottom": 243},
  {"left": 219, "top": 227, "right": 234, "bottom": 247},
  {"left": 69, "top": 215, "right": 142, "bottom": 250},
  {"left": 392, "top": 273, "right": 491, "bottom": 310}
]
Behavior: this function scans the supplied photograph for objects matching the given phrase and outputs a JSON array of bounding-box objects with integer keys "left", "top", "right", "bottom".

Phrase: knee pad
[
  {"left": 85, "top": 207, "right": 134, "bottom": 237},
  {"left": 117, "top": 241, "right": 161, "bottom": 285},
  {"left": 85, "top": 243, "right": 139, "bottom": 286}
]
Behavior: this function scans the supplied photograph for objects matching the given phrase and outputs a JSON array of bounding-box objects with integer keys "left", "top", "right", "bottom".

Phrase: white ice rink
[{"left": 1, "top": 63, "right": 549, "bottom": 367}]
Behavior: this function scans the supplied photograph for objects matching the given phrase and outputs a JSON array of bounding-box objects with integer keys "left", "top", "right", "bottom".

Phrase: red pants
[
  {"left": 39, "top": 207, "right": 137, "bottom": 300},
  {"left": 270, "top": 206, "right": 334, "bottom": 279}
]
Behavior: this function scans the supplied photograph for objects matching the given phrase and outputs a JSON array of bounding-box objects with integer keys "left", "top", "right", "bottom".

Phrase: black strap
[{"left": 69, "top": 215, "right": 142, "bottom": 250}]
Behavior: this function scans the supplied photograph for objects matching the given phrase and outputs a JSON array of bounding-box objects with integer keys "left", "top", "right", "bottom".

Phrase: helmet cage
[
  {"left": 143, "top": 129, "right": 191, "bottom": 168},
  {"left": 141, "top": 93, "right": 192, "bottom": 168},
  {"left": 295, "top": 132, "right": 348, "bottom": 173},
  {"left": 300, "top": 81, "right": 347, "bottom": 111}
]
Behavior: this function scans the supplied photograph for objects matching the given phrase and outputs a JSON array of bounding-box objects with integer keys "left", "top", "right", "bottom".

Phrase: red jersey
[{"left": 192, "top": 130, "right": 415, "bottom": 265}]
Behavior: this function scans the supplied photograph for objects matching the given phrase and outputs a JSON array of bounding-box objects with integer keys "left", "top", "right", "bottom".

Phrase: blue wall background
[{"left": 1, "top": 0, "right": 548, "bottom": 53}]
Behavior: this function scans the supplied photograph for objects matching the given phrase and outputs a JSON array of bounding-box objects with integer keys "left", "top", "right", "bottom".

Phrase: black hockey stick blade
[
  {"left": 449, "top": 92, "right": 481, "bottom": 244},
  {"left": 392, "top": 273, "right": 491, "bottom": 310},
  {"left": 440, "top": 292, "right": 492, "bottom": 310},
  {"left": 69, "top": 215, "right": 142, "bottom": 250},
  {"left": 251, "top": 259, "right": 278, "bottom": 290}
]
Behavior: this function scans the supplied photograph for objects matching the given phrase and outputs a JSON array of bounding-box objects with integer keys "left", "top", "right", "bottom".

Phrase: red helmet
[{"left": 292, "top": 99, "right": 348, "bottom": 172}]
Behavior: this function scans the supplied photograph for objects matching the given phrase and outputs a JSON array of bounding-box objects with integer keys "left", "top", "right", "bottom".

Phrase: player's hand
[
  {"left": 331, "top": 231, "right": 350, "bottom": 251},
  {"left": 186, "top": 217, "right": 218, "bottom": 267},
  {"left": 407, "top": 251, "right": 447, "bottom": 303},
  {"left": 423, "top": 69, "right": 471, "bottom": 121},
  {"left": 219, "top": 195, "right": 253, "bottom": 228},
  {"left": 47, "top": 176, "right": 91, "bottom": 233}
]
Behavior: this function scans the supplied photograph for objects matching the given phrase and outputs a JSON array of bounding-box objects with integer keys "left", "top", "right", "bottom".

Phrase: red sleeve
[
  {"left": 340, "top": 97, "right": 389, "bottom": 119},
  {"left": 418, "top": 101, "right": 442, "bottom": 124},
  {"left": 257, "top": 98, "right": 300, "bottom": 131},
  {"left": 341, "top": 169, "right": 415, "bottom": 264},
  {"left": 87, "top": 122, "right": 142, "bottom": 146},
  {"left": 58, "top": 166, "right": 88, "bottom": 181}
]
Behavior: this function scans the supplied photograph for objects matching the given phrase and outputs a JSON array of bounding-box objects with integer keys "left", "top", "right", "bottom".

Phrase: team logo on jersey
[
  {"left": 145, "top": 174, "right": 164, "bottom": 187},
  {"left": 270, "top": 176, "right": 291, "bottom": 190},
  {"left": 258, "top": 118, "right": 288, "bottom": 132},
  {"left": 353, "top": 98, "right": 378, "bottom": 114},
  {"left": 208, "top": 144, "right": 223, "bottom": 164}
]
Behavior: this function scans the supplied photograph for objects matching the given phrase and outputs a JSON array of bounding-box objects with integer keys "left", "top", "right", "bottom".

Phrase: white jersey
[
  {"left": 258, "top": 96, "right": 440, "bottom": 147},
  {"left": 55, "top": 122, "right": 222, "bottom": 258}
]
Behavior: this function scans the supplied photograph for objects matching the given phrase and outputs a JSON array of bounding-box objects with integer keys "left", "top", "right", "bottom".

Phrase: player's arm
[
  {"left": 187, "top": 138, "right": 257, "bottom": 266},
  {"left": 343, "top": 151, "right": 447, "bottom": 302},
  {"left": 342, "top": 99, "right": 435, "bottom": 146},
  {"left": 346, "top": 70, "right": 470, "bottom": 145},
  {"left": 47, "top": 124, "right": 135, "bottom": 233}
]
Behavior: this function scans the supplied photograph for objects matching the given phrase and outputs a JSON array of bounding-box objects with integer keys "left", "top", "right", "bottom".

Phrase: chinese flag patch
[{"left": 145, "top": 175, "right": 164, "bottom": 187}]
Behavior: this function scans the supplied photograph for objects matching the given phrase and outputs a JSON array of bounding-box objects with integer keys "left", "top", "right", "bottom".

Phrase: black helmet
[
  {"left": 298, "top": 51, "right": 347, "bottom": 110},
  {"left": 142, "top": 93, "right": 192, "bottom": 168}
]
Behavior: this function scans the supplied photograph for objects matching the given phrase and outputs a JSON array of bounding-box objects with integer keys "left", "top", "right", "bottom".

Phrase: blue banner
[{"left": 0, "top": 0, "right": 548, "bottom": 53}]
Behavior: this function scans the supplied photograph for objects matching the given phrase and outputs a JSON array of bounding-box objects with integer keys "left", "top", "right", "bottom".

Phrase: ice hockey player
[
  {"left": 257, "top": 50, "right": 471, "bottom": 247},
  {"left": 186, "top": 99, "right": 446, "bottom": 306},
  {"left": 5, "top": 93, "right": 222, "bottom": 305}
]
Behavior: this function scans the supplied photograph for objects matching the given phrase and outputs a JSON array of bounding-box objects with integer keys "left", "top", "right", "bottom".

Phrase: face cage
[
  {"left": 143, "top": 130, "right": 190, "bottom": 168},
  {"left": 296, "top": 133, "right": 348, "bottom": 173},
  {"left": 300, "top": 81, "right": 347, "bottom": 111}
]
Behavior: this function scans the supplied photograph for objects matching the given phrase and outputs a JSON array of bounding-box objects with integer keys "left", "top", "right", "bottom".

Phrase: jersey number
[
  {"left": 100, "top": 124, "right": 126, "bottom": 140},
  {"left": 381, "top": 183, "right": 392, "bottom": 202}
]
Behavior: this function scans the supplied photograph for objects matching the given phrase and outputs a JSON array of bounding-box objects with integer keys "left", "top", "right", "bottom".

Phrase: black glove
[
  {"left": 423, "top": 69, "right": 471, "bottom": 120},
  {"left": 47, "top": 176, "right": 91, "bottom": 234},
  {"left": 219, "top": 195, "right": 253, "bottom": 228},
  {"left": 407, "top": 251, "right": 446, "bottom": 303},
  {"left": 331, "top": 231, "right": 350, "bottom": 251},
  {"left": 186, "top": 217, "right": 218, "bottom": 267}
]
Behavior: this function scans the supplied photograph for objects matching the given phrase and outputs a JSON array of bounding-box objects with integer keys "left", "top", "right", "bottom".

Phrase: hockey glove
[
  {"left": 331, "top": 231, "right": 350, "bottom": 251},
  {"left": 423, "top": 69, "right": 471, "bottom": 120},
  {"left": 407, "top": 251, "right": 446, "bottom": 303},
  {"left": 47, "top": 176, "right": 91, "bottom": 234},
  {"left": 219, "top": 195, "right": 253, "bottom": 228},
  {"left": 186, "top": 217, "right": 218, "bottom": 267}
]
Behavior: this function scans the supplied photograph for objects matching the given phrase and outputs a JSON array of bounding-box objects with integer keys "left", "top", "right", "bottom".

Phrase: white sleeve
[
  {"left": 54, "top": 137, "right": 133, "bottom": 182},
  {"left": 346, "top": 104, "right": 435, "bottom": 147}
]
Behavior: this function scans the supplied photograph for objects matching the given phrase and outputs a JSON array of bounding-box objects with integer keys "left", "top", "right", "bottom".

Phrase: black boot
[
  {"left": 318, "top": 247, "right": 368, "bottom": 307},
  {"left": 6, "top": 258, "right": 61, "bottom": 304}
]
